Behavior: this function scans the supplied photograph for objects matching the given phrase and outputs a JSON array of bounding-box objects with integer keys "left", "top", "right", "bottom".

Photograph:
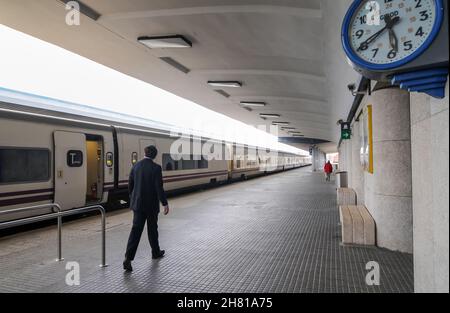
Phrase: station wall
[
  {"left": 410, "top": 81, "right": 449, "bottom": 293},
  {"left": 339, "top": 82, "right": 449, "bottom": 293}
]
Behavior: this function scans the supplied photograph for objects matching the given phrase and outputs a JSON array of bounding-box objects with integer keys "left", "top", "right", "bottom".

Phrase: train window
[
  {"left": 106, "top": 152, "right": 113, "bottom": 167},
  {"left": 163, "top": 153, "right": 176, "bottom": 171},
  {"left": 67, "top": 150, "right": 83, "bottom": 167},
  {"left": 197, "top": 157, "right": 208, "bottom": 169},
  {"left": 182, "top": 157, "right": 196, "bottom": 170},
  {"left": 0, "top": 148, "right": 50, "bottom": 184},
  {"left": 131, "top": 152, "right": 138, "bottom": 165}
]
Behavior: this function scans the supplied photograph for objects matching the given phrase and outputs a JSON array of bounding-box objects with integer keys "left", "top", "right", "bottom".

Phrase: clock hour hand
[
  {"left": 385, "top": 15, "right": 400, "bottom": 52},
  {"left": 388, "top": 28, "right": 398, "bottom": 51}
]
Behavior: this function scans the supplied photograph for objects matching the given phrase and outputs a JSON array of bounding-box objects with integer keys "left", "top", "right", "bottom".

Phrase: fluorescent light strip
[
  {"left": 208, "top": 81, "right": 242, "bottom": 88},
  {"left": 272, "top": 122, "right": 290, "bottom": 125},
  {"left": 240, "top": 101, "right": 266, "bottom": 107},
  {"left": 281, "top": 127, "right": 296, "bottom": 130},
  {"left": 260, "top": 113, "right": 280, "bottom": 118},
  {"left": 138, "top": 35, "right": 192, "bottom": 49}
]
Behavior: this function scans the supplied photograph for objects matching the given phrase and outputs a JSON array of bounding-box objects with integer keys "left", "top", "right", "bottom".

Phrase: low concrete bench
[
  {"left": 337, "top": 188, "right": 356, "bottom": 206},
  {"left": 339, "top": 205, "right": 375, "bottom": 246}
]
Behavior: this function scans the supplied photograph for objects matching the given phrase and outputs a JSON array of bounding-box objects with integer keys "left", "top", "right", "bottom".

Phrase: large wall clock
[{"left": 342, "top": 0, "right": 447, "bottom": 83}]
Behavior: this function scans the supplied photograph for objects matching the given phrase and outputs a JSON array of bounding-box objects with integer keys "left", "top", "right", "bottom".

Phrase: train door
[
  {"left": 54, "top": 131, "right": 87, "bottom": 210},
  {"left": 225, "top": 144, "right": 233, "bottom": 179},
  {"left": 85, "top": 135, "right": 104, "bottom": 204}
]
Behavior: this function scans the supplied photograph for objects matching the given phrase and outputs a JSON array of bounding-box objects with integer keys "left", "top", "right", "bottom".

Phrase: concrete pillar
[
  {"left": 312, "top": 147, "right": 325, "bottom": 172},
  {"left": 345, "top": 138, "right": 352, "bottom": 186},
  {"left": 338, "top": 140, "right": 350, "bottom": 172},
  {"left": 366, "top": 87, "right": 413, "bottom": 253},
  {"left": 410, "top": 80, "right": 449, "bottom": 293},
  {"left": 312, "top": 147, "right": 318, "bottom": 172},
  {"left": 350, "top": 120, "right": 365, "bottom": 204}
]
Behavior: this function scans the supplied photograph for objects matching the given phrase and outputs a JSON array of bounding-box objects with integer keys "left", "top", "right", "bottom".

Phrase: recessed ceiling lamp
[
  {"left": 208, "top": 81, "right": 242, "bottom": 88},
  {"left": 260, "top": 113, "right": 280, "bottom": 119},
  {"left": 138, "top": 35, "right": 192, "bottom": 49},
  {"left": 240, "top": 101, "right": 266, "bottom": 107},
  {"left": 281, "top": 127, "right": 296, "bottom": 130},
  {"left": 272, "top": 122, "right": 291, "bottom": 126}
]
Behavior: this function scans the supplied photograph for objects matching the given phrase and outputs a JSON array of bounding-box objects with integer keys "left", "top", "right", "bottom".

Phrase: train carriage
[{"left": 0, "top": 106, "right": 311, "bottom": 223}]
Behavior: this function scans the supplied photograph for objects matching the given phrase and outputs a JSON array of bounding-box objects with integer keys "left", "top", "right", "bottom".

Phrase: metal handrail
[
  {"left": 0, "top": 203, "right": 108, "bottom": 267},
  {"left": 0, "top": 203, "right": 63, "bottom": 261}
]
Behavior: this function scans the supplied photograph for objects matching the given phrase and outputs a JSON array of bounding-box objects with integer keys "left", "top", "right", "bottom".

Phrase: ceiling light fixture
[
  {"left": 272, "top": 122, "right": 291, "bottom": 126},
  {"left": 240, "top": 101, "right": 266, "bottom": 107},
  {"left": 207, "top": 81, "right": 242, "bottom": 88},
  {"left": 214, "top": 89, "right": 231, "bottom": 98},
  {"left": 260, "top": 113, "right": 280, "bottom": 119},
  {"left": 281, "top": 127, "right": 296, "bottom": 130},
  {"left": 138, "top": 35, "right": 192, "bottom": 49}
]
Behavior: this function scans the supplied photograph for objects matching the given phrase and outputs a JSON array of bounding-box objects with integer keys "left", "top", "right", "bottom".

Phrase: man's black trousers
[{"left": 125, "top": 210, "right": 160, "bottom": 260}]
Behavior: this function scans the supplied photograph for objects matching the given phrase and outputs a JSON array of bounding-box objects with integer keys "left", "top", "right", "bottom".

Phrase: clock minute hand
[
  {"left": 356, "top": 14, "right": 400, "bottom": 52},
  {"left": 357, "top": 25, "right": 388, "bottom": 51}
]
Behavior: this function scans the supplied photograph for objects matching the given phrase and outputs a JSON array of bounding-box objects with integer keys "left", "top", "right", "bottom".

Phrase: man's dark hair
[{"left": 145, "top": 145, "right": 158, "bottom": 159}]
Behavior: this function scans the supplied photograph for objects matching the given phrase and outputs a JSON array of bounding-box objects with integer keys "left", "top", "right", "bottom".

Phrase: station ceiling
[{"left": 0, "top": 0, "right": 341, "bottom": 144}]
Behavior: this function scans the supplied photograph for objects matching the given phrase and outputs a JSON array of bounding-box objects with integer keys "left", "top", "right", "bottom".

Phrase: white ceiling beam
[
  {"left": 191, "top": 69, "right": 326, "bottom": 83},
  {"left": 99, "top": 5, "right": 322, "bottom": 21}
]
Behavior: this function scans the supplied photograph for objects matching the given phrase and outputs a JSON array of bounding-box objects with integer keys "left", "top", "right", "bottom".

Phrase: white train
[{"left": 0, "top": 106, "right": 311, "bottom": 223}]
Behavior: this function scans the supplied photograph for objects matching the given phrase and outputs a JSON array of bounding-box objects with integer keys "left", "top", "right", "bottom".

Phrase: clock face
[{"left": 348, "top": 0, "right": 438, "bottom": 65}]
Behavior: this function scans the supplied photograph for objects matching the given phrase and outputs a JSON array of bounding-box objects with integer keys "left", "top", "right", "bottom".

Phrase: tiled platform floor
[{"left": 0, "top": 168, "right": 414, "bottom": 293}]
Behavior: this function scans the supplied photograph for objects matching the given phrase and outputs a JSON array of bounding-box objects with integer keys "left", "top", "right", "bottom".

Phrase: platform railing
[{"left": 0, "top": 203, "right": 108, "bottom": 267}]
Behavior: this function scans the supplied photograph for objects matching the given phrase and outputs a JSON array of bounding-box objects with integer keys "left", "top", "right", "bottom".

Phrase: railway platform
[{"left": 0, "top": 167, "right": 413, "bottom": 293}]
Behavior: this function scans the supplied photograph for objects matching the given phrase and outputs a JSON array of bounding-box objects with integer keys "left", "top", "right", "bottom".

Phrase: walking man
[
  {"left": 324, "top": 160, "right": 333, "bottom": 182},
  {"left": 123, "top": 145, "right": 169, "bottom": 272}
]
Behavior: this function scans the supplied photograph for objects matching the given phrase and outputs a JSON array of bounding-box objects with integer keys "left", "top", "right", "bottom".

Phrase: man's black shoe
[
  {"left": 123, "top": 259, "right": 133, "bottom": 272},
  {"left": 152, "top": 250, "right": 165, "bottom": 259}
]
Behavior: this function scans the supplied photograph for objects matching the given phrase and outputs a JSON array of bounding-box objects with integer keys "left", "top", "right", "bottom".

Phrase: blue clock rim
[{"left": 341, "top": 0, "right": 445, "bottom": 71}]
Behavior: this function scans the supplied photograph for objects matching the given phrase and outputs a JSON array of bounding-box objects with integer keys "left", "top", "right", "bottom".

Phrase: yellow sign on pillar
[
  {"left": 367, "top": 105, "right": 374, "bottom": 174},
  {"left": 360, "top": 105, "right": 374, "bottom": 174}
]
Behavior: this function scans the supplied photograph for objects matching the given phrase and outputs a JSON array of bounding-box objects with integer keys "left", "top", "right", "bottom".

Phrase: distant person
[
  {"left": 324, "top": 160, "right": 333, "bottom": 182},
  {"left": 123, "top": 145, "right": 170, "bottom": 272}
]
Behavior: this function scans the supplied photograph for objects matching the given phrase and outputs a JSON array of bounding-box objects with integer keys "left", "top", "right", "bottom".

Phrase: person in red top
[{"left": 324, "top": 161, "right": 333, "bottom": 181}]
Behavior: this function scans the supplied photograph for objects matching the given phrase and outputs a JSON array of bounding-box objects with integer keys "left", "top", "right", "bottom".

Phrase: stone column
[
  {"left": 410, "top": 80, "right": 449, "bottom": 293},
  {"left": 350, "top": 120, "right": 365, "bottom": 204},
  {"left": 311, "top": 147, "right": 318, "bottom": 172},
  {"left": 312, "top": 147, "right": 325, "bottom": 172},
  {"left": 345, "top": 137, "right": 353, "bottom": 186},
  {"left": 338, "top": 140, "right": 348, "bottom": 171},
  {"left": 368, "top": 87, "right": 413, "bottom": 253}
]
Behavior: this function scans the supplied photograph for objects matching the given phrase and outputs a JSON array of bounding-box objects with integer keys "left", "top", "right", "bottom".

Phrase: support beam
[
  {"left": 192, "top": 69, "right": 326, "bottom": 83},
  {"left": 100, "top": 5, "right": 322, "bottom": 21}
]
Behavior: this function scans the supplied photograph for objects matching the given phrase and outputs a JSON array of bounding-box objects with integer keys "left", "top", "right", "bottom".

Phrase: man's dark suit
[{"left": 125, "top": 158, "right": 168, "bottom": 260}]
